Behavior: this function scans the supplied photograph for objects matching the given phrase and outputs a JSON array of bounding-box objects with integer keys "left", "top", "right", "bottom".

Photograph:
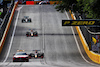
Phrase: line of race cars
[
  {"left": 22, "top": 16, "right": 38, "bottom": 37},
  {"left": 13, "top": 50, "right": 44, "bottom": 62},
  {"left": 13, "top": 16, "right": 43, "bottom": 62}
]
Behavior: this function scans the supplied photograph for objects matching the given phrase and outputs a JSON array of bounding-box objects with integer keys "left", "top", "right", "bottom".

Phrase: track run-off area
[{"left": 0, "top": 5, "right": 100, "bottom": 67}]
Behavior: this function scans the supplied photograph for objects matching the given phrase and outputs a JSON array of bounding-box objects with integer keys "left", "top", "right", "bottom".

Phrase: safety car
[
  {"left": 22, "top": 16, "right": 31, "bottom": 23},
  {"left": 26, "top": 29, "right": 38, "bottom": 37},
  {"left": 29, "top": 50, "right": 44, "bottom": 59},
  {"left": 13, "top": 50, "right": 29, "bottom": 62}
]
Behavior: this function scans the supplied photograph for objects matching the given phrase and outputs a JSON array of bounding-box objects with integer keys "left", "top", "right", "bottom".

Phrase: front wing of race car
[{"left": 13, "top": 57, "right": 29, "bottom": 62}]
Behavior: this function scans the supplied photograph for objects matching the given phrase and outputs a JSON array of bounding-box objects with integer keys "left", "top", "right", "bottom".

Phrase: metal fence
[
  {"left": 80, "top": 26, "right": 92, "bottom": 50},
  {"left": 75, "top": 11, "right": 100, "bottom": 53},
  {"left": 0, "top": 0, "right": 14, "bottom": 41}
]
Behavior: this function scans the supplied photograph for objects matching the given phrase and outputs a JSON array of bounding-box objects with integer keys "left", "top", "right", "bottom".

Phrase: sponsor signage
[{"left": 62, "top": 20, "right": 100, "bottom": 26}]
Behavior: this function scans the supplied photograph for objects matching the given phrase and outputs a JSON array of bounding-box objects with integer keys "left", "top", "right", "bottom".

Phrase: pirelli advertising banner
[{"left": 62, "top": 20, "right": 100, "bottom": 26}]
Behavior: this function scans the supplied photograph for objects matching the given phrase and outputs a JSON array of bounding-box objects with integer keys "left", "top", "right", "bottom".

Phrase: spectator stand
[{"left": 0, "top": 0, "right": 14, "bottom": 41}]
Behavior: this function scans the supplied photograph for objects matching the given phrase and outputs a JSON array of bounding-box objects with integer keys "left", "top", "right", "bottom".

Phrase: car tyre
[
  {"left": 13, "top": 60, "right": 15, "bottom": 62},
  {"left": 26, "top": 35, "right": 28, "bottom": 37},
  {"left": 28, "top": 19, "right": 31, "bottom": 22},
  {"left": 22, "top": 19, "right": 25, "bottom": 23},
  {"left": 26, "top": 59, "right": 29, "bottom": 62}
]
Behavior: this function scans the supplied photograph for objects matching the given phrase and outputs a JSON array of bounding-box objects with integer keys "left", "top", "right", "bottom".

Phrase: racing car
[
  {"left": 26, "top": 29, "right": 38, "bottom": 37},
  {"left": 39, "top": 1, "right": 50, "bottom": 5},
  {"left": 22, "top": 16, "right": 31, "bottom": 23},
  {"left": 29, "top": 50, "right": 44, "bottom": 59},
  {"left": 13, "top": 50, "right": 29, "bottom": 62}
]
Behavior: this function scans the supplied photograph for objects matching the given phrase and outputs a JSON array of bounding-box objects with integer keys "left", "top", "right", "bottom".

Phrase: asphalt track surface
[{"left": 0, "top": 5, "right": 100, "bottom": 67}]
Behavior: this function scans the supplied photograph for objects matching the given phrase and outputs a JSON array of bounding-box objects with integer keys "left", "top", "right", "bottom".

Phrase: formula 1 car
[
  {"left": 13, "top": 50, "right": 29, "bottom": 62},
  {"left": 39, "top": 1, "right": 50, "bottom": 5},
  {"left": 22, "top": 16, "right": 31, "bottom": 23},
  {"left": 26, "top": 30, "right": 38, "bottom": 37},
  {"left": 29, "top": 50, "right": 44, "bottom": 59}
]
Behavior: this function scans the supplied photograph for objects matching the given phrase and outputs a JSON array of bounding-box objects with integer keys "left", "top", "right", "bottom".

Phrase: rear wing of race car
[
  {"left": 28, "top": 29, "right": 37, "bottom": 31},
  {"left": 17, "top": 50, "right": 25, "bottom": 52},
  {"left": 32, "top": 50, "right": 41, "bottom": 53},
  {"left": 32, "top": 50, "right": 41, "bottom": 51},
  {"left": 17, "top": 50, "right": 41, "bottom": 51},
  {"left": 24, "top": 16, "right": 29, "bottom": 18}
]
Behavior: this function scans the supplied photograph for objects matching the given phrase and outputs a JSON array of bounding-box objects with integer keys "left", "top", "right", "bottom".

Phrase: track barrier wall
[
  {"left": 49, "top": 1, "right": 60, "bottom": 4},
  {"left": 23, "top": 1, "right": 60, "bottom": 5},
  {"left": 0, "top": 2, "right": 18, "bottom": 54},
  {"left": 69, "top": 10, "right": 100, "bottom": 64},
  {"left": 26, "top": 1, "right": 34, "bottom": 5}
]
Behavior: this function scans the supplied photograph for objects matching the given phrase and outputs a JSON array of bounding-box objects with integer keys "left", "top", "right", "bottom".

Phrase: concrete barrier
[
  {"left": 0, "top": 2, "right": 18, "bottom": 54},
  {"left": 26, "top": 1, "right": 60, "bottom": 5},
  {"left": 49, "top": 1, "right": 60, "bottom": 4},
  {"left": 26, "top": 1, "right": 34, "bottom": 5},
  {"left": 69, "top": 10, "right": 100, "bottom": 64},
  {"left": 34, "top": 1, "right": 41, "bottom": 4}
]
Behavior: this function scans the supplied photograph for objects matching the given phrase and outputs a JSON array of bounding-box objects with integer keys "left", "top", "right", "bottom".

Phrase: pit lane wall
[
  {"left": 0, "top": 2, "right": 18, "bottom": 54},
  {"left": 69, "top": 10, "right": 100, "bottom": 64}
]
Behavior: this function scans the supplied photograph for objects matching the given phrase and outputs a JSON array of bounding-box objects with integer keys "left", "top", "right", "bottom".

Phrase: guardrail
[
  {"left": 0, "top": 2, "right": 18, "bottom": 54},
  {"left": 69, "top": 10, "right": 100, "bottom": 64}
]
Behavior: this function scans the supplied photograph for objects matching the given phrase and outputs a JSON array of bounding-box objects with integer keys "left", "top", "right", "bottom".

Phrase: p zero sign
[{"left": 62, "top": 20, "right": 100, "bottom": 26}]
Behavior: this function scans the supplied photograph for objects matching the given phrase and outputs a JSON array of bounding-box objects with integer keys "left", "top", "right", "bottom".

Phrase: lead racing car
[
  {"left": 29, "top": 50, "right": 44, "bottom": 59},
  {"left": 26, "top": 29, "right": 38, "bottom": 37},
  {"left": 22, "top": 16, "right": 31, "bottom": 23}
]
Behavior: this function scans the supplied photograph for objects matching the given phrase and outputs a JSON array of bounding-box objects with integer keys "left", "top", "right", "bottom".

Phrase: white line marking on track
[
  {"left": 41, "top": 5, "right": 45, "bottom": 53},
  {"left": 16, "top": 6, "right": 23, "bottom": 11},
  {"left": 65, "top": 11, "right": 70, "bottom": 20},
  {"left": 65, "top": 11, "right": 95, "bottom": 65},
  {"left": 3, "top": 6, "right": 22, "bottom": 63}
]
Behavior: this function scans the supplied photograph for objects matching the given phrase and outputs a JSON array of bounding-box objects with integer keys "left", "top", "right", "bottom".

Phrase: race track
[{"left": 0, "top": 5, "right": 99, "bottom": 67}]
